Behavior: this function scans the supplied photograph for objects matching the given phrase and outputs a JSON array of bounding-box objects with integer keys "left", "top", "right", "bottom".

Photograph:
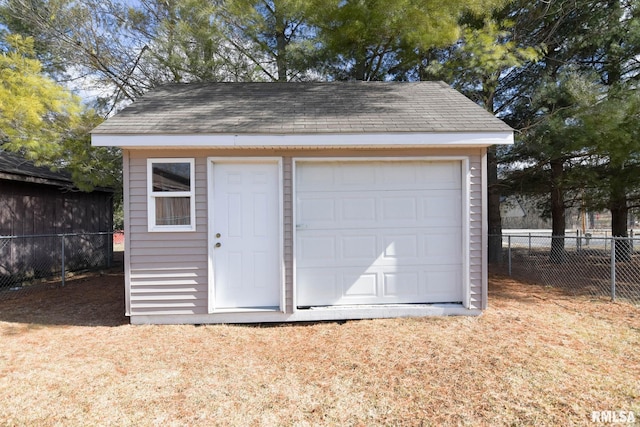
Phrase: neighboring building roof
[
  {"left": 91, "top": 81, "right": 513, "bottom": 135},
  {"left": 0, "top": 151, "right": 112, "bottom": 192},
  {"left": 0, "top": 151, "right": 75, "bottom": 188}
]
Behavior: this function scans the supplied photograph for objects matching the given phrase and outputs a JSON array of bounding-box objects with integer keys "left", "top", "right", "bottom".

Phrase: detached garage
[{"left": 91, "top": 82, "right": 513, "bottom": 324}]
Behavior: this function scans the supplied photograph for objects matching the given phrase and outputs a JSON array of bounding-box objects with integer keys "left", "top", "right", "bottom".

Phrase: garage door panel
[
  {"left": 296, "top": 160, "right": 464, "bottom": 306},
  {"left": 382, "top": 234, "right": 419, "bottom": 258},
  {"left": 342, "top": 197, "right": 377, "bottom": 220},
  {"left": 423, "top": 229, "right": 462, "bottom": 259},
  {"left": 341, "top": 164, "right": 376, "bottom": 185},
  {"left": 383, "top": 272, "right": 420, "bottom": 297},
  {"left": 380, "top": 163, "right": 419, "bottom": 186},
  {"left": 296, "top": 163, "right": 337, "bottom": 189},
  {"left": 296, "top": 269, "right": 382, "bottom": 306},
  {"left": 297, "top": 228, "right": 461, "bottom": 268},
  {"left": 298, "top": 191, "right": 460, "bottom": 229},
  {"left": 297, "top": 266, "right": 462, "bottom": 306},
  {"left": 297, "top": 270, "right": 339, "bottom": 305},
  {"left": 342, "top": 235, "right": 378, "bottom": 259},
  {"left": 297, "top": 197, "right": 335, "bottom": 222},
  {"left": 381, "top": 197, "right": 417, "bottom": 221},
  {"left": 423, "top": 195, "right": 462, "bottom": 223},
  {"left": 425, "top": 268, "right": 463, "bottom": 302},
  {"left": 420, "top": 162, "right": 461, "bottom": 187},
  {"left": 299, "top": 235, "right": 336, "bottom": 262},
  {"left": 343, "top": 273, "right": 377, "bottom": 297},
  {"left": 297, "top": 161, "right": 461, "bottom": 192}
]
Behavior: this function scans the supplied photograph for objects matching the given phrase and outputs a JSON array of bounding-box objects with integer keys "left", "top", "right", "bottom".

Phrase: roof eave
[
  {"left": 0, "top": 171, "right": 114, "bottom": 193},
  {"left": 0, "top": 171, "right": 75, "bottom": 188},
  {"left": 91, "top": 131, "right": 514, "bottom": 149}
]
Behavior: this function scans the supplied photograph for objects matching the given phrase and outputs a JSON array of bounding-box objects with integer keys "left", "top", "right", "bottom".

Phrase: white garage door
[{"left": 295, "top": 160, "right": 463, "bottom": 307}]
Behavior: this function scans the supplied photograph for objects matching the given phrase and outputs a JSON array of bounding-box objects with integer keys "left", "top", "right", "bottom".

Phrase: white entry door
[
  {"left": 296, "top": 160, "right": 463, "bottom": 307},
  {"left": 211, "top": 160, "right": 281, "bottom": 309}
]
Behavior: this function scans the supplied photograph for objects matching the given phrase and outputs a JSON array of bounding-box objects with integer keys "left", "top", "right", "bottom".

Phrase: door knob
[{"left": 215, "top": 242, "right": 222, "bottom": 248}]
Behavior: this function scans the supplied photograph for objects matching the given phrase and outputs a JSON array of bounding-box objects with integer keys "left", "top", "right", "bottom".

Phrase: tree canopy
[
  {"left": 0, "top": 34, "right": 82, "bottom": 153},
  {"left": 0, "top": 33, "right": 120, "bottom": 191},
  {"left": 498, "top": 0, "right": 640, "bottom": 259}
]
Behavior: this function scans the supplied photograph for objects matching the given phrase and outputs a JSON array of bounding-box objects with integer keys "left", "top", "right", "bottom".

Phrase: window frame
[{"left": 147, "top": 158, "right": 196, "bottom": 232}]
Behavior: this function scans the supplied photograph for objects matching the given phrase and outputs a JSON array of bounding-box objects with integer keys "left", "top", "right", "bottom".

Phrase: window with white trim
[{"left": 147, "top": 158, "right": 195, "bottom": 232}]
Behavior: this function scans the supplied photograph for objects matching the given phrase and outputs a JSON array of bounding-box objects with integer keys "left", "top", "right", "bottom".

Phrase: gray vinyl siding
[
  {"left": 123, "top": 150, "right": 131, "bottom": 315},
  {"left": 468, "top": 152, "right": 484, "bottom": 310},
  {"left": 283, "top": 157, "right": 294, "bottom": 312},
  {"left": 128, "top": 152, "right": 208, "bottom": 315},
  {"left": 125, "top": 147, "right": 487, "bottom": 317}
]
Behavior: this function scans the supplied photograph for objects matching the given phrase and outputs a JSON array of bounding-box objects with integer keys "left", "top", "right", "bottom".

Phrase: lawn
[{"left": 0, "top": 271, "right": 638, "bottom": 426}]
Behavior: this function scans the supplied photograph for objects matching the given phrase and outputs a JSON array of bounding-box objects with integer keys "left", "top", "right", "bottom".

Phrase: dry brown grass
[{"left": 0, "top": 272, "right": 638, "bottom": 426}]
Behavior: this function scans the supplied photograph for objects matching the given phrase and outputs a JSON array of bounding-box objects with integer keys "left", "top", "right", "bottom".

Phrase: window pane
[
  {"left": 152, "top": 162, "right": 191, "bottom": 192},
  {"left": 156, "top": 197, "right": 191, "bottom": 225}
]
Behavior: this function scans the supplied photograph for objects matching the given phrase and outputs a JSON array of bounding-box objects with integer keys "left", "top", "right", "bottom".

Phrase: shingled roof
[
  {"left": 0, "top": 151, "right": 74, "bottom": 188},
  {"left": 92, "top": 81, "right": 512, "bottom": 135},
  {"left": 0, "top": 151, "right": 113, "bottom": 192}
]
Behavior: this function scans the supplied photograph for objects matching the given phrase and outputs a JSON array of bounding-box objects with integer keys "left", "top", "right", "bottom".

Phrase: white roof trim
[{"left": 92, "top": 132, "right": 513, "bottom": 148}]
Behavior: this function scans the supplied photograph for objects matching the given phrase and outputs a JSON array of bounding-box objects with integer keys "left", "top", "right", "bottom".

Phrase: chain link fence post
[
  {"left": 61, "top": 234, "right": 66, "bottom": 287},
  {"left": 508, "top": 235, "right": 512, "bottom": 276},
  {"left": 611, "top": 237, "right": 616, "bottom": 301},
  {"left": 107, "top": 232, "right": 113, "bottom": 269}
]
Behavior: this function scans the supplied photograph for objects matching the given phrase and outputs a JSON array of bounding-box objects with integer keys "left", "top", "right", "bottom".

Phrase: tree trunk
[
  {"left": 275, "top": 12, "right": 288, "bottom": 82},
  {"left": 549, "top": 158, "right": 567, "bottom": 263},
  {"left": 354, "top": 51, "right": 367, "bottom": 81},
  {"left": 610, "top": 192, "right": 631, "bottom": 262},
  {"left": 487, "top": 145, "right": 503, "bottom": 263}
]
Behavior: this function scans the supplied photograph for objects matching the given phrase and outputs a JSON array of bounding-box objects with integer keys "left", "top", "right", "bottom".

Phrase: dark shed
[
  {"left": 0, "top": 151, "right": 113, "bottom": 235},
  {"left": 0, "top": 151, "right": 114, "bottom": 284}
]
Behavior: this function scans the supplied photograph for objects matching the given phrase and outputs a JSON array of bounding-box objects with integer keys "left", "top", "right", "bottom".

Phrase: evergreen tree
[
  {"left": 427, "top": 18, "right": 541, "bottom": 262},
  {"left": 316, "top": 0, "right": 505, "bottom": 81}
]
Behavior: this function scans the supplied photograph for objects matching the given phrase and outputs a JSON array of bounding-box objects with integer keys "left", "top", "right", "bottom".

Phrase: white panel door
[
  {"left": 296, "top": 160, "right": 463, "bottom": 307},
  {"left": 212, "top": 161, "right": 280, "bottom": 309}
]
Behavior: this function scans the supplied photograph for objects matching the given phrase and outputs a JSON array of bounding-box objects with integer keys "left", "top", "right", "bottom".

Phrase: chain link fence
[
  {"left": 0, "top": 232, "right": 116, "bottom": 301},
  {"left": 490, "top": 231, "right": 640, "bottom": 305}
]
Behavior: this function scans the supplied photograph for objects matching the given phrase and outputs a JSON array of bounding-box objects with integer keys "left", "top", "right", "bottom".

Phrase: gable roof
[{"left": 91, "top": 81, "right": 512, "bottom": 136}]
